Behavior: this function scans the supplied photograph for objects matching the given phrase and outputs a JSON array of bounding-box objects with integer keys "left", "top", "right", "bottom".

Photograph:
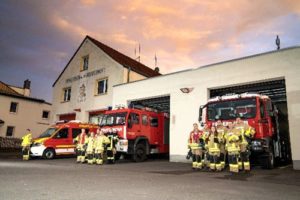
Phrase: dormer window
[{"left": 82, "top": 55, "right": 89, "bottom": 71}]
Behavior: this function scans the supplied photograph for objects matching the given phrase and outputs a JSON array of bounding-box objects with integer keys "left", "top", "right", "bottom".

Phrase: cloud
[{"left": 1, "top": 0, "right": 300, "bottom": 102}]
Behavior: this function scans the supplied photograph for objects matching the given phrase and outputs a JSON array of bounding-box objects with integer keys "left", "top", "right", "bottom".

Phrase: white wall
[
  {"left": 52, "top": 38, "right": 147, "bottom": 123},
  {"left": 112, "top": 47, "right": 300, "bottom": 169},
  {"left": 0, "top": 95, "right": 52, "bottom": 138},
  {"left": 52, "top": 38, "right": 125, "bottom": 122}
]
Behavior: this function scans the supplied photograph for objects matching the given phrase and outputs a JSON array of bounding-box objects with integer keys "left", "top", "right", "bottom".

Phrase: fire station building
[
  {"left": 111, "top": 47, "right": 300, "bottom": 170},
  {"left": 52, "top": 36, "right": 160, "bottom": 124}
]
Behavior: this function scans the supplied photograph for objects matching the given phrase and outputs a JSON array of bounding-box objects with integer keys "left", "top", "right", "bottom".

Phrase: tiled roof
[
  {"left": 86, "top": 35, "right": 160, "bottom": 77},
  {"left": 0, "top": 81, "right": 21, "bottom": 96},
  {"left": 53, "top": 35, "right": 160, "bottom": 87},
  {"left": 0, "top": 81, "right": 51, "bottom": 105}
]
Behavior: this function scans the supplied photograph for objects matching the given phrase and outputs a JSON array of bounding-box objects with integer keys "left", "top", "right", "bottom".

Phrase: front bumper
[
  {"left": 30, "top": 144, "right": 46, "bottom": 157},
  {"left": 116, "top": 139, "right": 128, "bottom": 153}
]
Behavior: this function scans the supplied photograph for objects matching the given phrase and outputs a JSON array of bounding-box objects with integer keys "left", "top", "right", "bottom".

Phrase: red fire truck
[
  {"left": 30, "top": 121, "right": 98, "bottom": 159},
  {"left": 100, "top": 108, "right": 169, "bottom": 162},
  {"left": 199, "top": 93, "right": 291, "bottom": 169}
]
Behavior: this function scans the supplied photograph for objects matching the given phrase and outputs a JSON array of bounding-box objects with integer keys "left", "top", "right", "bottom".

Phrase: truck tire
[
  {"left": 262, "top": 151, "right": 274, "bottom": 169},
  {"left": 43, "top": 149, "right": 55, "bottom": 159},
  {"left": 132, "top": 143, "right": 147, "bottom": 162}
]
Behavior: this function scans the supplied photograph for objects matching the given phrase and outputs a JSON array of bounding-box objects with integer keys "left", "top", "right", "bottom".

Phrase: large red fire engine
[
  {"left": 199, "top": 93, "right": 290, "bottom": 169},
  {"left": 100, "top": 108, "right": 169, "bottom": 162}
]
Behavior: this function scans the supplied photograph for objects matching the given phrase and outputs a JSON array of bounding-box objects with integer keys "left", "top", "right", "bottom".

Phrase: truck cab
[
  {"left": 100, "top": 108, "right": 169, "bottom": 162},
  {"left": 30, "top": 121, "right": 98, "bottom": 159},
  {"left": 199, "top": 93, "right": 290, "bottom": 169}
]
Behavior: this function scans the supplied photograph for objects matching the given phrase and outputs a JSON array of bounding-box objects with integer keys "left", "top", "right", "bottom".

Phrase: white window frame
[
  {"left": 95, "top": 78, "right": 108, "bottom": 95},
  {"left": 62, "top": 87, "right": 71, "bottom": 102}
]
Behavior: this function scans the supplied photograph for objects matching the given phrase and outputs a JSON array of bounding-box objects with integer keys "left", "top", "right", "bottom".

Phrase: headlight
[
  {"left": 32, "top": 143, "right": 42, "bottom": 147},
  {"left": 252, "top": 140, "right": 262, "bottom": 146}
]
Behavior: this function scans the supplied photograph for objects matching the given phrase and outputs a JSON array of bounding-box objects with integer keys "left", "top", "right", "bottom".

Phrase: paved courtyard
[{"left": 0, "top": 156, "right": 300, "bottom": 200}]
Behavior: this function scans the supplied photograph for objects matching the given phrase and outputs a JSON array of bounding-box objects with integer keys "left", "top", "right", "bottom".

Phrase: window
[
  {"left": 42, "top": 111, "right": 49, "bottom": 119},
  {"left": 96, "top": 78, "right": 108, "bottom": 95},
  {"left": 10, "top": 102, "right": 18, "bottom": 113},
  {"left": 54, "top": 128, "right": 68, "bottom": 139},
  {"left": 260, "top": 100, "right": 265, "bottom": 119},
  {"left": 63, "top": 88, "right": 71, "bottom": 102},
  {"left": 72, "top": 129, "right": 81, "bottom": 139},
  {"left": 142, "top": 115, "right": 148, "bottom": 126},
  {"left": 131, "top": 113, "right": 140, "bottom": 124},
  {"left": 6, "top": 126, "right": 14, "bottom": 137},
  {"left": 82, "top": 55, "right": 89, "bottom": 71},
  {"left": 150, "top": 117, "right": 158, "bottom": 127}
]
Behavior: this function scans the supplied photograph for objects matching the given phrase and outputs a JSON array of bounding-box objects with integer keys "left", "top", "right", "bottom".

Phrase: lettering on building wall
[{"left": 66, "top": 68, "right": 106, "bottom": 84}]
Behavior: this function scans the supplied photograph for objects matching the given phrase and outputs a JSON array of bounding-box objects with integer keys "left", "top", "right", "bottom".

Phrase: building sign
[{"left": 66, "top": 68, "right": 105, "bottom": 84}]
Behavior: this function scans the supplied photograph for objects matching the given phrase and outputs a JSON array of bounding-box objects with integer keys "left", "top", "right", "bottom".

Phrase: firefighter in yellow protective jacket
[
  {"left": 94, "top": 129, "right": 110, "bottom": 165},
  {"left": 188, "top": 123, "right": 204, "bottom": 169},
  {"left": 207, "top": 126, "right": 222, "bottom": 171},
  {"left": 216, "top": 120, "right": 227, "bottom": 169},
  {"left": 234, "top": 117, "right": 255, "bottom": 171},
  {"left": 106, "top": 131, "right": 119, "bottom": 164},
  {"left": 74, "top": 129, "right": 88, "bottom": 163},
  {"left": 202, "top": 124, "right": 211, "bottom": 168},
  {"left": 86, "top": 132, "right": 96, "bottom": 164},
  {"left": 225, "top": 122, "right": 241, "bottom": 173},
  {"left": 21, "top": 129, "right": 32, "bottom": 160}
]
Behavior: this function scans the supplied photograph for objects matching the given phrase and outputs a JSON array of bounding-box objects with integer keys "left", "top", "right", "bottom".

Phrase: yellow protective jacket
[
  {"left": 21, "top": 133, "right": 32, "bottom": 147},
  {"left": 225, "top": 128, "right": 241, "bottom": 154},
  {"left": 234, "top": 122, "right": 255, "bottom": 151},
  {"left": 94, "top": 135, "right": 110, "bottom": 151},
  {"left": 86, "top": 136, "right": 95, "bottom": 153},
  {"left": 207, "top": 134, "right": 220, "bottom": 154}
]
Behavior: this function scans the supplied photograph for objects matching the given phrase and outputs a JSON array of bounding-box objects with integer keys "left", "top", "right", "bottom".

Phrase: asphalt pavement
[{"left": 0, "top": 156, "right": 300, "bottom": 200}]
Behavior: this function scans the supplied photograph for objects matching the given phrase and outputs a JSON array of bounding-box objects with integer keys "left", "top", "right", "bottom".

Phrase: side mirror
[{"left": 198, "top": 106, "right": 203, "bottom": 123}]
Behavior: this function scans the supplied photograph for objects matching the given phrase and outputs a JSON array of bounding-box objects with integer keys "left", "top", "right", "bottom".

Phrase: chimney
[
  {"left": 154, "top": 67, "right": 160, "bottom": 73},
  {"left": 23, "top": 79, "right": 31, "bottom": 96}
]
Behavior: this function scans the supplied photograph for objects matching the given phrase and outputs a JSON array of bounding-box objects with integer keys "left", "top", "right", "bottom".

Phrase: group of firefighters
[
  {"left": 21, "top": 118, "right": 255, "bottom": 172},
  {"left": 188, "top": 117, "right": 255, "bottom": 173},
  {"left": 73, "top": 128, "right": 119, "bottom": 165}
]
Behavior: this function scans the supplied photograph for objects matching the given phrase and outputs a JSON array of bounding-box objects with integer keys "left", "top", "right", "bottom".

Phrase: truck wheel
[
  {"left": 43, "top": 149, "right": 55, "bottom": 159},
  {"left": 262, "top": 151, "right": 274, "bottom": 169},
  {"left": 133, "top": 143, "right": 147, "bottom": 162}
]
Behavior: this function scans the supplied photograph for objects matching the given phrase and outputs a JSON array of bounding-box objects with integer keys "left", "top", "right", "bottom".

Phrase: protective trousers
[
  {"left": 22, "top": 146, "right": 30, "bottom": 160},
  {"left": 227, "top": 143, "right": 240, "bottom": 173}
]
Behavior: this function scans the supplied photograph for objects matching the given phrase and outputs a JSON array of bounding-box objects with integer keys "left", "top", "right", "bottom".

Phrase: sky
[{"left": 0, "top": 0, "right": 300, "bottom": 102}]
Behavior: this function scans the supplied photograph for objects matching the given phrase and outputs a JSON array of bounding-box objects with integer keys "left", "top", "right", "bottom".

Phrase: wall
[
  {"left": 52, "top": 37, "right": 147, "bottom": 123},
  {"left": 52, "top": 38, "right": 125, "bottom": 122},
  {"left": 112, "top": 47, "right": 300, "bottom": 169},
  {"left": 0, "top": 95, "right": 52, "bottom": 138}
]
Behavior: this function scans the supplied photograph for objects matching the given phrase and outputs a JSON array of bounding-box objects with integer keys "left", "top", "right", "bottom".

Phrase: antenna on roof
[
  {"left": 154, "top": 53, "right": 159, "bottom": 73},
  {"left": 134, "top": 43, "right": 141, "bottom": 62},
  {"left": 276, "top": 35, "right": 280, "bottom": 50}
]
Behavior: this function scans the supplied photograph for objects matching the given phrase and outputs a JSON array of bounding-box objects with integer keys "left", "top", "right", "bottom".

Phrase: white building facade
[
  {"left": 112, "top": 47, "right": 300, "bottom": 170},
  {"left": 0, "top": 80, "right": 52, "bottom": 138},
  {"left": 52, "top": 36, "right": 160, "bottom": 124}
]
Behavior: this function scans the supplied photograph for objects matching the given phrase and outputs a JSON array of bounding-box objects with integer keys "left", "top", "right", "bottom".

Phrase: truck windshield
[
  {"left": 38, "top": 128, "right": 57, "bottom": 138},
  {"left": 207, "top": 98, "right": 257, "bottom": 120},
  {"left": 100, "top": 112, "right": 127, "bottom": 126}
]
